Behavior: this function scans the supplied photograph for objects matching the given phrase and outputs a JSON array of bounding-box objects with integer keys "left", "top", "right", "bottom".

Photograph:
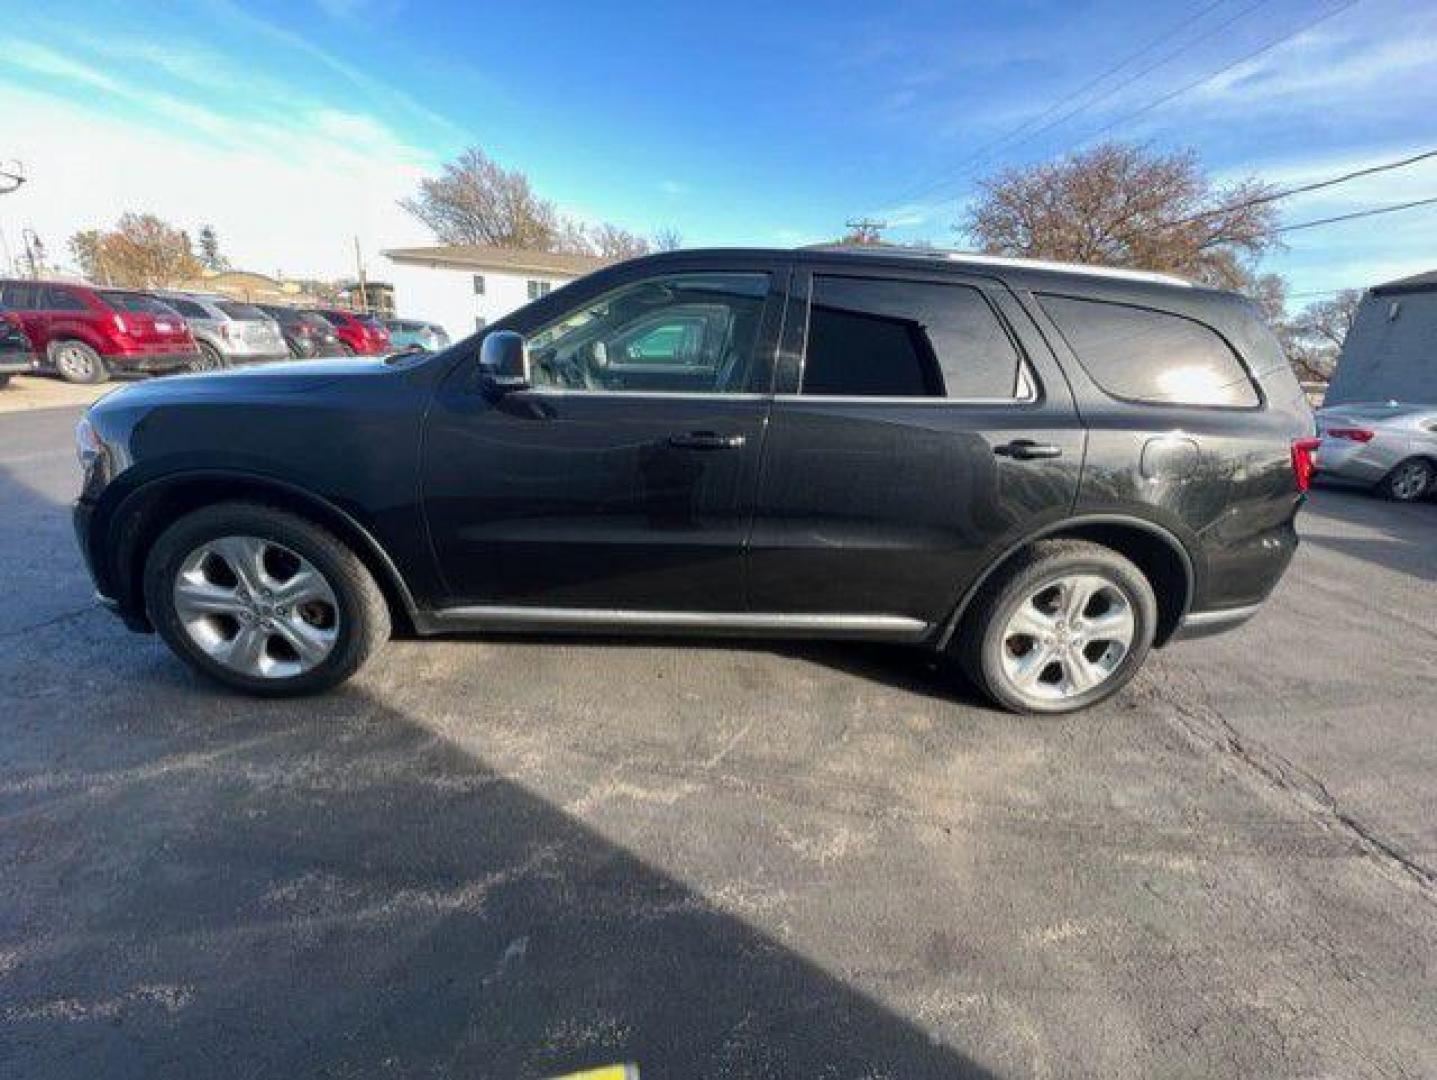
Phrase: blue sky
[{"left": 1, "top": 0, "right": 1435, "bottom": 304}]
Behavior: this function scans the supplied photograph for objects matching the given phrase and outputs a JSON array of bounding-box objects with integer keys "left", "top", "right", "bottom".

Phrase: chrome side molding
[{"left": 423, "top": 605, "right": 932, "bottom": 641}]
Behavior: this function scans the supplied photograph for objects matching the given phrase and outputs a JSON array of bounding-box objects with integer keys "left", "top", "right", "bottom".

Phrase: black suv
[{"left": 73, "top": 248, "right": 1314, "bottom": 713}]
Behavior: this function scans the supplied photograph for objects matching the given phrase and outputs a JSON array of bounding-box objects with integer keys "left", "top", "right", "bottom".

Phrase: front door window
[{"left": 527, "top": 273, "right": 771, "bottom": 394}]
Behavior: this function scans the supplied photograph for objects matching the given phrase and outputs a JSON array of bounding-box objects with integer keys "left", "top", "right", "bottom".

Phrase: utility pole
[
  {"left": 844, "top": 217, "right": 888, "bottom": 245},
  {"left": 353, "top": 236, "right": 368, "bottom": 314}
]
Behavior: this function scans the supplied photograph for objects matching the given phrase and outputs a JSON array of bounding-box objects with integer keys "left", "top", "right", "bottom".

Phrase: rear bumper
[
  {"left": 0, "top": 352, "right": 34, "bottom": 375},
  {"left": 103, "top": 349, "right": 200, "bottom": 373},
  {"left": 224, "top": 349, "right": 291, "bottom": 365},
  {"left": 1171, "top": 603, "right": 1262, "bottom": 642}
]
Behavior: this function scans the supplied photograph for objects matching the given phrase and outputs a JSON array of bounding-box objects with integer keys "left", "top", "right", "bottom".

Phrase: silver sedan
[{"left": 1315, "top": 402, "right": 1437, "bottom": 501}]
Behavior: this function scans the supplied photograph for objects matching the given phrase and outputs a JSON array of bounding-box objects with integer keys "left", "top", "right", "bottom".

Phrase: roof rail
[{"left": 800, "top": 244, "right": 1193, "bottom": 287}]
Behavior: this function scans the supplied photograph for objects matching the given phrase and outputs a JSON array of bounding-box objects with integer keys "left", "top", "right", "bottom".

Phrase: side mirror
[{"left": 479, "top": 330, "right": 531, "bottom": 391}]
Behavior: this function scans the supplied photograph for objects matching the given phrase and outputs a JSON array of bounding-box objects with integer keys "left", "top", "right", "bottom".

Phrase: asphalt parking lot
[{"left": 2, "top": 391, "right": 1434, "bottom": 1079}]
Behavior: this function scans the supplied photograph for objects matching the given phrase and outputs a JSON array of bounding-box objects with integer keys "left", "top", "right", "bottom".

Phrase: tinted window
[
  {"left": 802, "top": 276, "right": 1022, "bottom": 398},
  {"left": 217, "top": 302, "right": 266, "bottom": 320},
  {"left": 42, "top": 286, "right": 86, "bottom": 311},
  {"left": 315, "top": 311, "right": 345, "bottom": 326},
  {"left": 528, "top": 273, "right": 769, "bottom": 394},
  {"left": 1038, "top": 294, "right": 1259, "bottom": 407},
  {"left": 167, "top": 298, "right": 210, "bottom": 319},
  {"left": 1, "top": 283, "right": 38, "bottom": 309},
  {"left": 101, "top": 291, "right": 176, "bottom": 314}
]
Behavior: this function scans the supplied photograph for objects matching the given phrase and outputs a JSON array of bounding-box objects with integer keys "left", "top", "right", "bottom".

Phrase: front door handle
[
  {"left": 994, "top": 439, "right": 1063, "bottom": 461},
  {"left": 668, "top": 431, "right": 746, "bottom": 451}
]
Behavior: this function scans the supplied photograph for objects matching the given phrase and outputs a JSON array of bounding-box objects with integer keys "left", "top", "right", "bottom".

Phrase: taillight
[
  {"left": 221, "top": 323, "right": 235, "bottom": 342},
  {"left": 1325, "top": 427, "right": 1374, "bottom": 443},
  {"left": 111, "top": 313, "right": 129, "bottom": 335},
  {"left": 1291, "top": 437, "right": 1321, "bottom": 493}
]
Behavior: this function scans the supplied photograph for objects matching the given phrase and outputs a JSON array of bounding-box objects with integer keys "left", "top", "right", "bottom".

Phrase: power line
[
  {"left": 880, "top": 0, "right": 1239, "bottom": 208},
  {"left": 1150, "top": 148, "right": 1437, "bottom": 233},
  {"left": 1075, "top": 0, "right": 1359, "bottom": 149},
  {"left": 1276, "top": 194, "right": 1437, "bottom": 234}
]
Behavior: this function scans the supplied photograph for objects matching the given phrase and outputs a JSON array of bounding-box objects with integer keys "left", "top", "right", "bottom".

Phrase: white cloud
[
  {"left": 0, "top": 79, "right": 434, "bottom": 281},
  {"left": 659, "top": 180, "right": 690, "bottom": 198}
]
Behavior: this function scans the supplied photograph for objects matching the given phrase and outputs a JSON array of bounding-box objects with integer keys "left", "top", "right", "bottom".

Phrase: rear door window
[
  {"left": 801, "top": 275, "right": 1024, "bottom": 398},
  {"left": 1038, "top": 294, "right": 1259, "bottom": 407},
  {"left": 39, "top": 286, "right": 86, "bottom": 311}
]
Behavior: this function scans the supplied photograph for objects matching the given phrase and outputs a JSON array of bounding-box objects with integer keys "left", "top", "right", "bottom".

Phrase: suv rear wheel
[
  {"left": 144, "top": 502, "right": 390, "bottom": 696},
  {"left": 955, "top": 540, "right": 1157, "bottom": 715},
  {"left": 51, "top": 340, "right": 108, "bottom": 384}
]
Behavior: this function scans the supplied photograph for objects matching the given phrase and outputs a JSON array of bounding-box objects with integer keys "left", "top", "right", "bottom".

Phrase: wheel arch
[
  {"left": 936, "top": 515, "right": 1196, "bottom": 651},
  {"left": 103, "top": 471, "right": 420, "bottom": 634}
]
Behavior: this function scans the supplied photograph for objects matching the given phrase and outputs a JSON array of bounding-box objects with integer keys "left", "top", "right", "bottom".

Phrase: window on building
[
  {"left": 801, "top": 275, "right": 1024, "bottom": 398},
  {"left": 527, "top": 279, "right": 552, "bottom": 301},
  {"left": 472, "top": 274, "right": 485, "bottom": 295},
  {"left": 1038, "top": 294, "right": 1259, "bottom": 407}
]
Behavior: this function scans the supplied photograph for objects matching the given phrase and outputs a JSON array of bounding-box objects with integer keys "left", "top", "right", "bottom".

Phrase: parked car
[
  {"left": 253, "top": 304, "right": 346, "bottom": 359},
  {"left": 311, "top": 309, "right": 391, "bottom": 356},
  {"left": 1315, "top": 402, "right": 1437, "bottom": 501},
  {"left": 0, "top": 279, "right": 199, "bottom": 383},
  {"left": 385, "top": 318, "right": 450, "bottom": 352},
  {"left": 149, "top": 292, "right": 288, "bottom": 369},
  {"left": 73, "top": 247, "right": 1314, "bottom": 712},
  {"left": 0, "top": 301, "right": 36, "bottom": 387}
]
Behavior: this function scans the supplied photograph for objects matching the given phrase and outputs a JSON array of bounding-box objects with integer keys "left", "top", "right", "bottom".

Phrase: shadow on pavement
[
  {"left": 1302, "top": 487, "right": 1437, "bottom": 584},
  {"left": 0, "top": 464, "right": 998, "bottom": 1080}
]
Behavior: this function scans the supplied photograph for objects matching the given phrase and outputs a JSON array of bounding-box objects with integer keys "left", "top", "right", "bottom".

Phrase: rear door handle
[
  {"left": 994, "top": 439, "right": 1063, "bottom": 461},
  {"left": 668, "top": 431, "right": 747, "bottom": 451}
]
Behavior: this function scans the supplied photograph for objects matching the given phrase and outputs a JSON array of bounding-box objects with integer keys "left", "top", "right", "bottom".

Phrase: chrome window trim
[{"left": 522, "top": 387, "right": 769, "bottom": 401}]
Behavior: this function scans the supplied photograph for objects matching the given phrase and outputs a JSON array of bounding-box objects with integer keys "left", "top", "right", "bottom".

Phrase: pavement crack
[
  {"left": 0, "top": 605, "right": 98, "bottom": 642},
  {"left": 1148, "top": 666, "right": 1436, "bottom": 899}
]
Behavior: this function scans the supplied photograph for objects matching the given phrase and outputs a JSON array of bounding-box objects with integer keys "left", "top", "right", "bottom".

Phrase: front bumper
[{"left": 73, "top": 499, "right": 151, "bottom": 632}]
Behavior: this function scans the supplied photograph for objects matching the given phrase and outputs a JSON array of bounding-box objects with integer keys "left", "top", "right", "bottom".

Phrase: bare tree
[
  {"left": 652, "top": 227, "right": 684, "bottom": 252},
  {"left": 588, "top": 223, "right": 651, "bottom": 261},
  {"left": 1285, "top": 289, "right": 1362, "bottom": 382},
  {"left": 68, "top": 213, "right": 203, "bottom": 287},
  {"left": 961, "top": 142, "right": 1282, "bottom": 291},
  {"left": 400, "top": 147, "right": 564, "bottom": 250}
]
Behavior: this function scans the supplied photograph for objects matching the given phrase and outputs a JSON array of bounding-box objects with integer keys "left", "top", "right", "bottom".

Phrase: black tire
[
  {"left": 191, "top": 342, "right": 227, "bottom": 372},
  {"left": 1379, "top": 458, "right": 1433, "bottom": 502},
  {"left": 50, "top": 340, "right": 108, "bottom": 384},
  {"left": 143, "top": 502, "right": 391, "bottom": 696},
  {"left": 951, "top": 540, "right": 1158, "bottom": 715}
]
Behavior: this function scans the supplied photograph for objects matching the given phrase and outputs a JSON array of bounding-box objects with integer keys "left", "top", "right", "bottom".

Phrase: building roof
[
  {"left": 1371, "top": 269, "right": 1437, "bottom": 296},
  {"left": 381, "top": 244, "right": 608, "bottom": 277}
]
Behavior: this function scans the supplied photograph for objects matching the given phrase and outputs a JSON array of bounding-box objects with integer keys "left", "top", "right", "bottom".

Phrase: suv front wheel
[
  {"left": 144, "top": 503, "right": 391, "bottom": 696},
  {"left": 955, "top": 540, "right": 1157, "bottom": 715}
]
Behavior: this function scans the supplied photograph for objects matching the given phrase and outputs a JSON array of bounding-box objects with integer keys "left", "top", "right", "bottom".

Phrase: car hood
[{"left": 94, "top": 358, "right": 404, "bottom": 407}]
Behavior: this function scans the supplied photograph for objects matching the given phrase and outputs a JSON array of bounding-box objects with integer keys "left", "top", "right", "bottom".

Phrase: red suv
[
  {"left": 0, "top": 280, "right": 200, "bottom": 383},
  {"left": 313, "top": 309, "right": 391, "bottom": 356}
]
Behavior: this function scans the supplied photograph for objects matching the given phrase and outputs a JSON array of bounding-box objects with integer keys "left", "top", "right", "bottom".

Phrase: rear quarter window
[
  {"left": 101, "top": 291, "right": 177, "bottom": 315},
  {"left": 1038, "top": 294, "right": 1260, "bottom": 408}
]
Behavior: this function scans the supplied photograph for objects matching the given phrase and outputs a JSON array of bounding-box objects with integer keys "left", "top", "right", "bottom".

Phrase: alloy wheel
[
  {"left": 172, "top": 535, "right": 340, "bottom": 678},
  {"left": 1388, "top": 461, "right": 1431, "bottom": 501},
  {"left": 997, "top": 573, "right": 1136, "bottom": 702},
  {"left": 55, "top": 343, "right": 95, "bottom": 381}
]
